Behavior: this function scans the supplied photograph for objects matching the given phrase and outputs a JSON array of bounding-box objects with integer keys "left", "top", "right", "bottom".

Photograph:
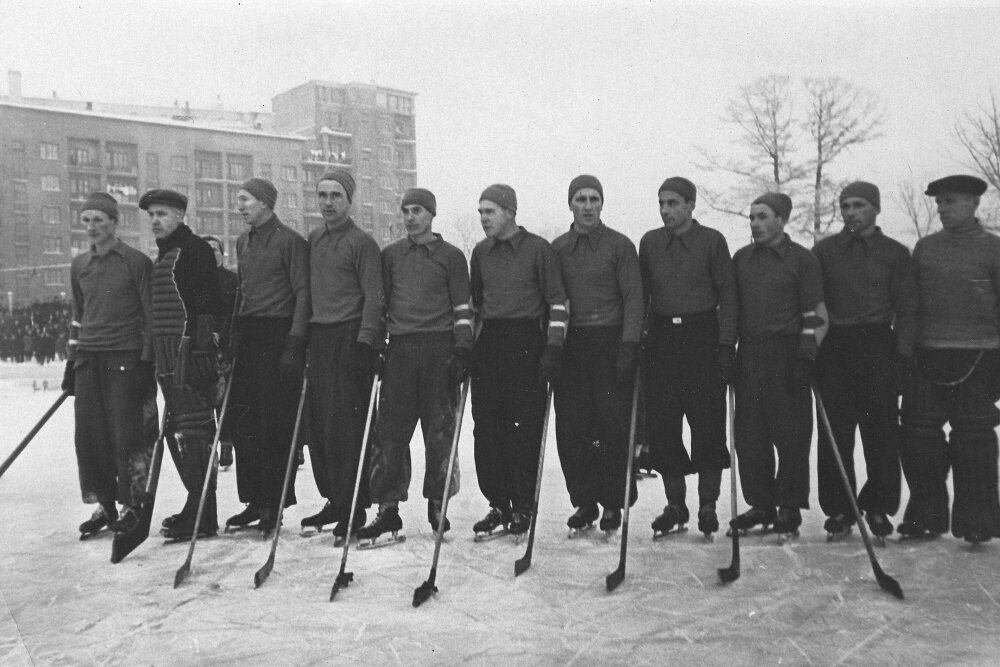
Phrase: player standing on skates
[
  {"left": 470, "top": 184, "right": 568, "bottom": 539},
  {"left": 638, "top": 177, "right": 737, "bottom": 540},
  {"left": 551, "top": 175, "right": 643, "bottom": 538},
  {"left": 358, "top": 188, "right": 472, "bottom": 546}
]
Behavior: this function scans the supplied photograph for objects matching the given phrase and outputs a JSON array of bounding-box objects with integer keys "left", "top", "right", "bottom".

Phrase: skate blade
[
  {"left": 357, "top": 533, "right": 406, "bottom": 550},
  {"left": 299, "top": 526, "right": 326, "bottom": 538},
  {"left": 224, "top": 523, "right": 259, "bottom": 534},
  {"left": 567, "top": 525, "right": 594, "bottom": 539},
  {"left": 825, "top": 529, "right": 852, "bottom": 542},
  {"left": 473, "top": 529, "right": 511, "bottom": 542},
  {"left": 79, "top": 528, "right": 111, "bottom": 541},
  {"left": 162, "top": 531, "right": 218, "bottom": 545},
  {"left": 776, "top": 530, "right": 799, "bottom": 545},
  {"left": 652, "top": 525, "right": 688, "bottom": 541},
  {"left": 725, "top": 524, "right": 771, "bottom": 538}
]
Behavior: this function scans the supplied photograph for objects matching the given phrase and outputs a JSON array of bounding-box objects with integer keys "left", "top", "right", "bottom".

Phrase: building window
[
  {"left": 11, "top": 140, "right": 26, "bottom": 178},
  {"left": 69, "top": 147, "right": 92, "bottom": 166},
  {"left": 43, "top": 268, "right": 65, "bottom": 286},
  {"left": 107, "top": 144, "right": 137, "bottom": 172},
  {"left": 380, "top": 200, "right": 394, "bottom": 214},
  {"left": 13, "top": 182, "right": 28, "bottom": 209},
  {"left": 42, "top": 206, "right": 63, "bottom": 224},
  {"left": 281, "top": 165, "right": 297, "bottom": 181},
  {"left": 43, "top": 236, "right": 63, "bottom": 254},
  {"left": 119, "top": 207, "right": 138, "bottom": 229},
  {"left": 196, "top": 183, "right": 223, "bottom": 207},
  {"left": 227, "top": 155, "right": 251, "bottom": 181},
  {"left": 70, "top": 175, "right": 102, "bottom": 199},
  {"left": 283, "top": 193, "right": 298, "bottom": 209},
  {"left": 259, "top": 163, "right": 272, "bottom": 180},
  {"left": 107, "top": 179, "right": 138, "bottom": 204},
  {"left": 39, "top": 142, "right": 59, "bottom": 160},
  {"left": 146, "top": 153, "right": 160, "bottom": 185},
  {"left": 378, "top": 146, "right": 392, "bottom": 163},
  {"left": 195, "top": 151, "right": 223, "bottom": 179},
  {"left": 171, "top": 155, "right": 188, "bottom": 172},
  {"left": 41, "top": 175, "right": 61, "bottom": 192},
  {"left": 14, "top": 222, "right": 30, "bottom": 244}
]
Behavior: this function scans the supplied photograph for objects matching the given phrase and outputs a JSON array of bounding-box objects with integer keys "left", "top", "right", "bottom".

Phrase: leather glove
[
  {"left": 538, "top": 344, "right": 563, "bottom": 386},
  {"left": 716, "top": 345, "right": 736, "bottom": 385},
  {"left": 784, "top": 352, "right": 814, "bottom": 392},
  {"left": 61, "top": 359, "right": 75, "bottom": 395},
  {"left": 615, "top": 342, "right": 639, "bottom": 386},
  {"left": 349, "top": 340, "right": 374, "bottom": 378},
  {"left": 139, "top": 360, "right": 158, "bottom": 401},
  {"left": 278, "top": 334, "right": 307, "bottom": 386},
  {"left": 448, "top": 348, "right": 472, "bottom": 387}
]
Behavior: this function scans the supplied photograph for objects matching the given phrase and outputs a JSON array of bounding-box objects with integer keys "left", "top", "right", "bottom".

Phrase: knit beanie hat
[
  {"left": 658, "top": 177, "right": 697, "bottom": 203},
  {"left": 318, "top": 169, "right": 356, "bottom": 203},
  {"left": 568, "top": 175, "right": 603, "bottom": 205},
  {"left": 401, "top": 188, "right": 436, "bottom": 216},
  {"left": 82, "top": 192, "right": 119, "bottom": 220},
  {"left": 752, "top": 192, "right": 793, "bottom": 221},
  {"left": 839, "top": 181, "right": 881, "bottom": 211},
  {"left": 241, "top": 178, "right": 277, "bottom": 210},
  {"left": 480, "top": 184, "right": 517, "bottom": 213}
]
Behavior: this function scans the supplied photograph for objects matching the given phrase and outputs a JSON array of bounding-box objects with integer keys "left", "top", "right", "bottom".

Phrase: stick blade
[
  {"left": 329, "top": 571, "right": 353, "bottom": 601},
  {"left": 412, "top": 581, "right": 437, "bottom": 608},
  {"left": 717, "top": 564, "right": 740, "bottom": 584},
  {"left": 254, "top": 556, "right": 274, "bottom": 589},
  {"left": 874, "top": 567, "right": 904, "bottom": 600},
  {"left": 173, "top": 563, "right": 190, "bottom": 589},
  {"left": 513, "top": 556, "right": 531, "bottom": 577},
  {"left": 605, "top": 567, "right": 625, "bottom": 592}
]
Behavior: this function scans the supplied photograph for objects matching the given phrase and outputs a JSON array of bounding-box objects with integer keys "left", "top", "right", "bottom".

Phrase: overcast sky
[{"left": 2, "top": 0, "right": 999, "bottom": 248}]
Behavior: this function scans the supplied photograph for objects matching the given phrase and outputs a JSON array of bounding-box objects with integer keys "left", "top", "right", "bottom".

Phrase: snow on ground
[{"left": 0, "top": 361, "right": 998, "bottom": 666}]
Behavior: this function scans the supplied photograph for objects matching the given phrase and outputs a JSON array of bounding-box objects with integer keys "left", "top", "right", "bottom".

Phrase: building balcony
[{"left": 320, "top": 127, "right": 353, "bottom": 138}]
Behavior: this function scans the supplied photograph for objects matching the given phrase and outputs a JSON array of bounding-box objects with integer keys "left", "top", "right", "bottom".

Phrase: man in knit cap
[
  {"left": 898, "top": 175, "right": 1000, "bottom": 544},
  {"left": 141, "top": 188, "right": 224, "bottom": 541},
  {"left": 639, "top": 176, "right": 737, "bottom": 540},
  {"left": 301, "top": 168, "right": 384, "bottom": 540},
  {"left": 356, "top": 187, "right": 472, "bottom": 544},
  {"left": 551, "top": 175, "right": 643, "bottom": 536},
  {"left": 470, "top": 184, "right": 568, "bottom": 537},
  {"left": 66, "top": 192, "right": 157, "bottom": 539},
  {"left": 227, "top": 178, "right": 310, "bottom": 534},
  {"left": 731, "top": 192, "right": 828, "bottom": 540},
  {"left": 812, "top": 181, "right": 915, "bottom": 541}
]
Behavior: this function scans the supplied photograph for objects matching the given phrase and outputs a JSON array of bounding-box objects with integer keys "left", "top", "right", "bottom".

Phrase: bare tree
[
  {"left": 955, "top": 90, "right": 1000, "bottom": 191},
  {"left": 896, "top": 179, "right": 938, "bottom": 240}
]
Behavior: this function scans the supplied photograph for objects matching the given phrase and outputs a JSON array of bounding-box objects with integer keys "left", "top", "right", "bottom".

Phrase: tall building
[{"left": 0, "top": 73, "right": 417, "bottom": 305}]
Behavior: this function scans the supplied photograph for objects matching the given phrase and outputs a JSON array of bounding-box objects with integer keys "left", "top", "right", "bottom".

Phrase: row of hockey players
[{"left": 64, "top": 169, "right": 1000, "bottom": 552}]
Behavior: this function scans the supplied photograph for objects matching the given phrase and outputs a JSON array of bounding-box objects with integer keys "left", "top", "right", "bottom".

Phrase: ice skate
[
  {"left": 566, "top": 504, "right": 598, "bottom": 538},
  {"left": 427, "top": 499, "right": 450, "bottom": 535},
  {"left": 161, "top": 514, "right": 218, "bottom": 543},
  {"left": 727, "top": 506, "right": 776, "bottom": 537},
  {"left": 824, "top": 513, "right": 853, "bottom": 542},
  {"left": 225, "top": 504, "right": 261, "bottom": 533},
  {"left": 697, "top": 503, "right": 719, "bottom": 542},
  {"left": 652, "top": 504, "right": 689, "bottom": 540},
  {"left": 300, "top": 501, "right": 338, "bottom": 537},
  {"left": 508, "top": 511, "right": 530, "bottom": 544},
  {"left": 110, "top": 506, "right": 141, "bottom": 534},
  {"left": 773, "top": 506, "right": 801, "bottom": 544},
  {"left": 79, "top": 504, "right": 117, "bottom": 540},
  {"left": 257, "top": 507, "right": 278, "bottom": 537},
  {"left": 473, "top": 507, "right": 511, "bottom": 542},
  {"left": 600, "top": 508, "right": 622, "bottom": 539},
  {"left": 897, "top": 514, "right": 946, "bottom": 542},
  {"left": 331, "top": 508, "right": 366, "bottom": 547},
  {"left": 865, "top": 511, "right": 893, "bottom": 547},
  {"left": 357, "top": 506, "right": 405, "bottom": 549}
]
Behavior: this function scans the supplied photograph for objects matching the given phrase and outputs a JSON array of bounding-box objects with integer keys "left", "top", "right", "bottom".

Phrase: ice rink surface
[{"left": 0, "top": 362, "right": 998, "bottom": 666}]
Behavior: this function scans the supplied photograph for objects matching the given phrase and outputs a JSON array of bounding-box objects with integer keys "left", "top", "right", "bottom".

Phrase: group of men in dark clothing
[{"left": 62, "top": 167, "right": 1000, "bottom": 552}]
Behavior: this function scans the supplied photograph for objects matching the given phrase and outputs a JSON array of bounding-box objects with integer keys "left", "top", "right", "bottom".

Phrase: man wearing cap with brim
[
  {"left": 469, "top": 184, "right": 568, "bottom": 537},
  {"left": 638, "top": 176, "right": 737, "bottom": 540},
  {"left": 731, "top": 192, "right": 828, "bottom": 540},
  {"left": 355, "top": 188, "right": 472, "bottom": 544},
  {"left": 898, "top": 174, "right": 1000, "bottom": 544},
  {"left": 551, "top": 175, "right": 643, "bottom": 536},
  {"left": 141, "top": 188, "right": 224, "bottom": 541},
  {"left": 812, "top": 181, "right": 915, "bottom": 541},
  {"left": 66, "top": 192, "right": 157, "bottom": 539},
  {"left": 226, "top": 178, "right": 309, "bottom": 534},
  {"left": 301, "top": 168, "right": 383, "bottom": 540}
]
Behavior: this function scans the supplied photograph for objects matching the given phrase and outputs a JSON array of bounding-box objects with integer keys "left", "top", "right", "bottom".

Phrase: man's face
[
  {"left": 659, "top": 190, "right": 695, "bottom": 232},
  {"left": 401, "top": 204, "right": 434, "bottom": 240},
  {"left": 147, "top": 204, "right": 184, "bottom": 239},
  {"left": 237, "top": 190, "right": 272, "bottom": 227},
  {"left": 317, "top": 179, "right": 351, "bottom": 226},
  {"left": 82, "top": 210, "right": 117, "bottom": 246},
  {"left": 206, "top": 239, "right": 224, "bottom": 267},
  {"left": 569, "top": 188, "right": 603, "bottom": 232},
  {"left": 749, "top": 203, "right": 786, "bottom": 246},
  {"left": 478, "top": 201, "right": 516, "bottom": 239},
  {"left": 840, "top": 197, "right": 878, "bottom": 235},
  {"left": 935, "top": 193, "right": 979, "bottom": 231}
]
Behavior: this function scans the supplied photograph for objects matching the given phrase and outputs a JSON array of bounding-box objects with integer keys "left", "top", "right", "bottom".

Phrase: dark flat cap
[
  {"left": 139, "top": 188, "right": 188, "bottom": 212},
  {"left": 925, "top": 175, "right": 988, "bottom": 197}
]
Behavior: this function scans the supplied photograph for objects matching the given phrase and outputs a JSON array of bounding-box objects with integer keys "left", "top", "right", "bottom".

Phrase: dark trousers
[
  {"left": 643, "top": 313, "right": 729, "bottom": 504},
  {"left": 370, "top": 333, "right": 459, "bottom": 503},
  {"left": 554, "top": 326, "right": 636, "bottom": 510},
  {"left": 734, "top": 336, "right": 812, "bottom": 509},
  {"left": 471, "top": 320, "right": 547, "bottom": 514},
  {"left": 815, "top": 324, "right": 901, "bottom": 517},
  {"left": 73, "top": 350, "right": 153, "bottom": 507},
  {"left": 227, "top": 317, "right": 299, "bottom": 510},
  {"left": 901, "top": 348, "right": 1000, "bottom": 539},
  {"left": 306, "top": 320, "right": 373, "bottom": 513}
]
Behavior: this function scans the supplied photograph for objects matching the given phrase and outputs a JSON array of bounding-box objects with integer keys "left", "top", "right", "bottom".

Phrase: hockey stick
[
  {"left": 254, "top": 374, "right": 309, "bottom": 588},
  {"left": 111, "top": 400, "right": 168, "bottom": 563},
  {"left": 813, "top": 383, "right": 904, "bottom": 600},
  {"left": 606, "top": 371, "right": 641, "bottom": 592},
  {"left": 514, "top": 385, "right": 554, "bottom": 577},
  {"left": 718, "top": 387, "right": 740, "bottom": 584},
  {"left": 329, "top": 375, "right": 381, "bottom": 601},
  {"left": 413, "top": 378, "right": 471, "bottom": 607},
  {"left": 173, "top": 363, "right": 236, "bottom": 588},
  {"left": 0, "top": 389, "right": 70, "bottom": 479}
]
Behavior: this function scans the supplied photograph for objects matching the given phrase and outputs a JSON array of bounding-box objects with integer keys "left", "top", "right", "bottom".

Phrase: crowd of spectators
[{"left": 0, "top": 299, "right": 72, "bottom": 364}]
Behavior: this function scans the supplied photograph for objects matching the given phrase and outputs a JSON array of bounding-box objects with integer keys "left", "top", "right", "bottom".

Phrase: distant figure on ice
[
  {"left": 64, "top": 192, "right": 157, "bottom": 539},
  {"left": 898, "top": 174, "right": 1000, "bottom": 544}
]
